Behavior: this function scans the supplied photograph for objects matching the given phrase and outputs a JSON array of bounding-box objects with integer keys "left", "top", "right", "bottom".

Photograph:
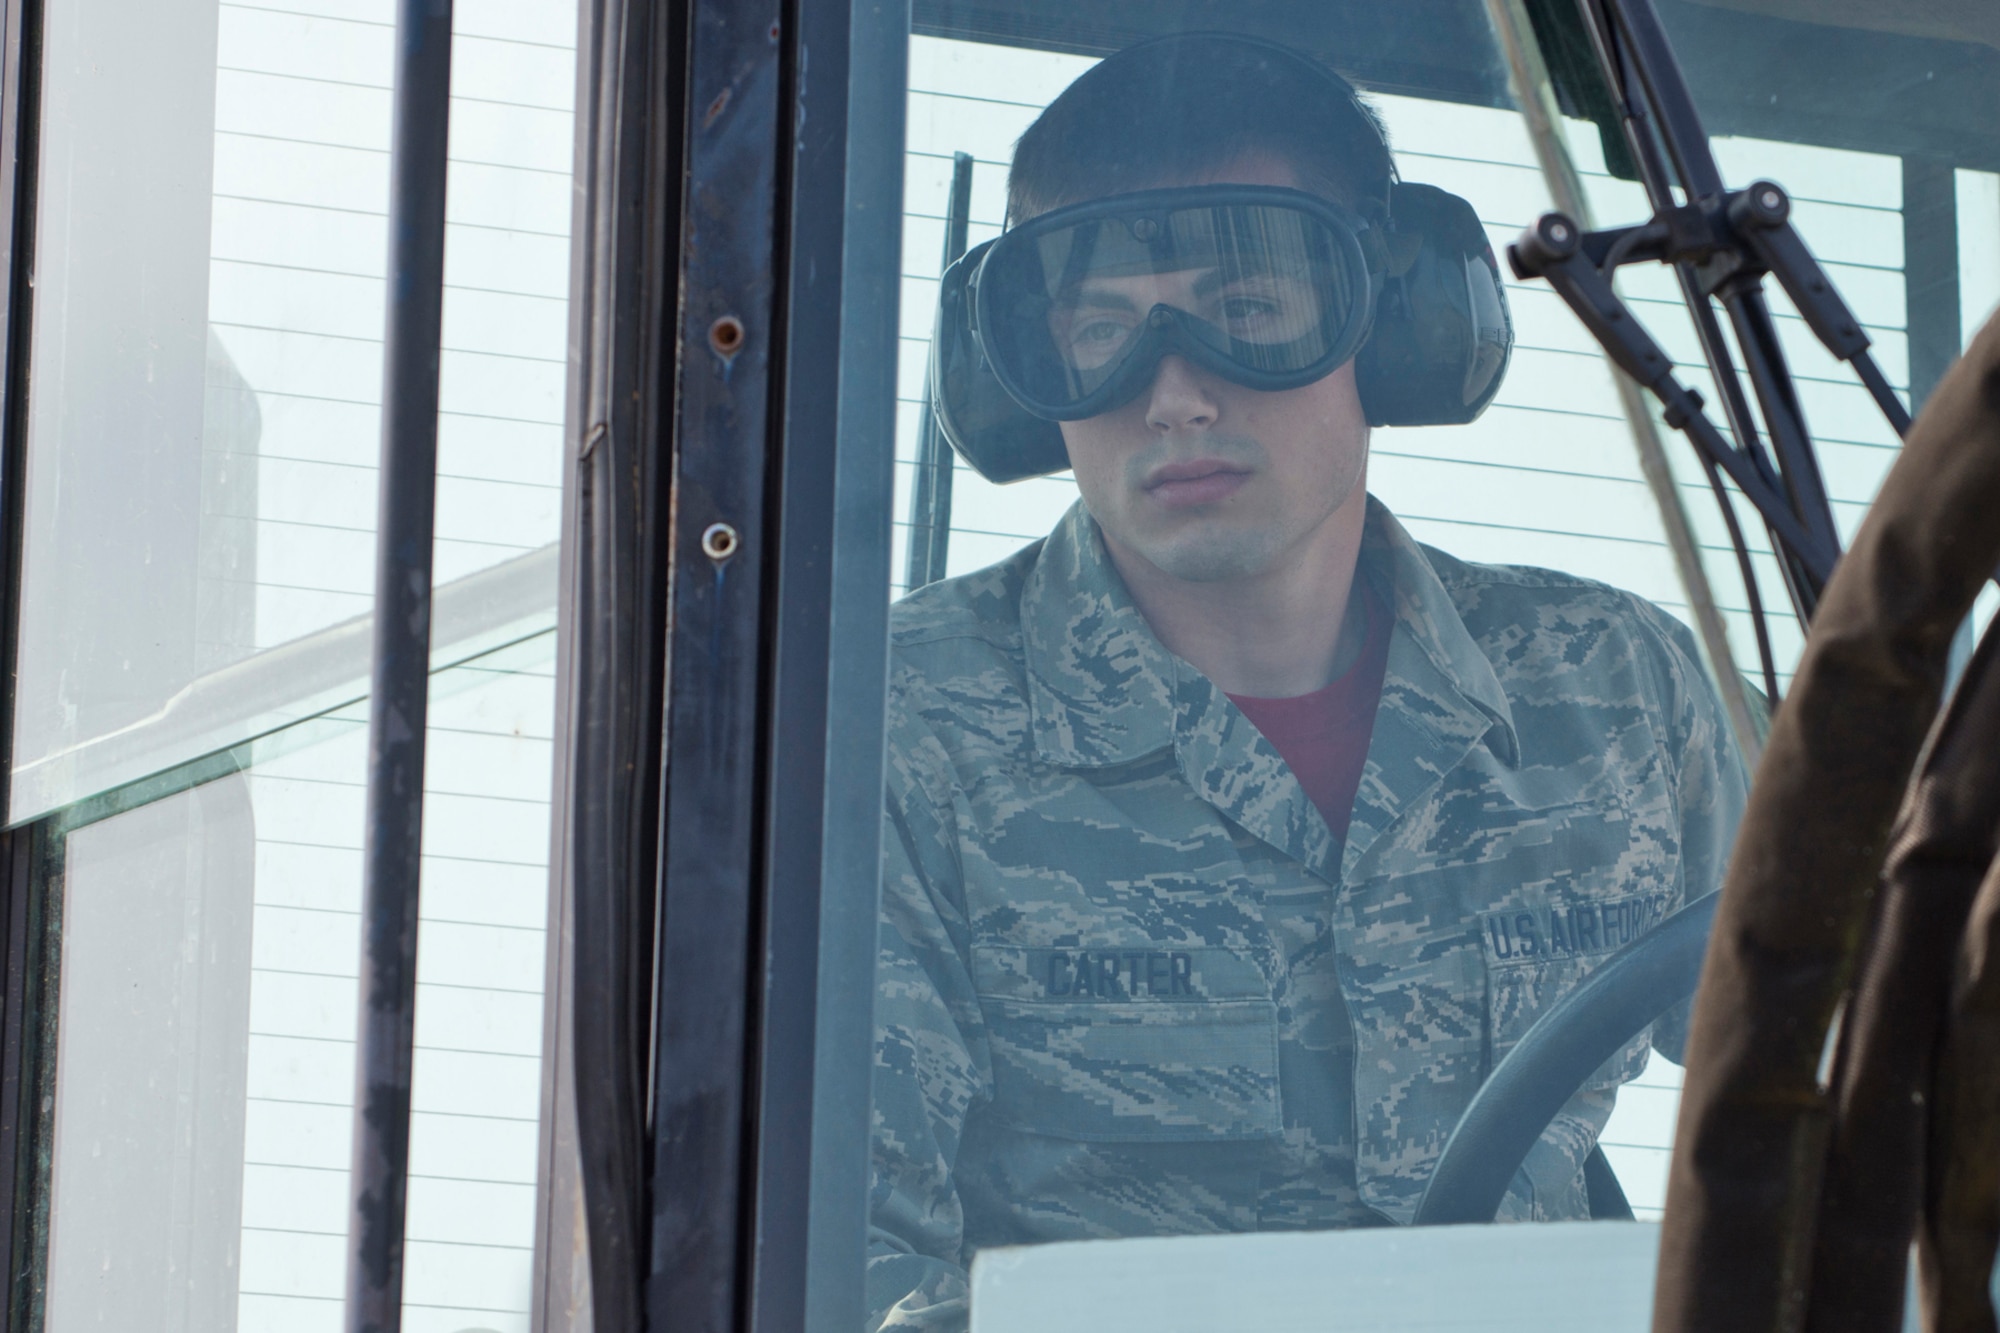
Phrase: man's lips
[{"left": 1144, "top": 459, "right": 1252, "bottom": 508}]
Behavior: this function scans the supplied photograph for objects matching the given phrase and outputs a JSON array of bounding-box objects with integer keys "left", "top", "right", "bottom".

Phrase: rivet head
[
  {"left": 709, "top": 315, "right": 746, "bottom": 357},
  {"left": 1549, "top": 221, "right": 1571, "bottom": 243},
  {"left": 701, "top": 522, "right": 739, "bottom": 562}
]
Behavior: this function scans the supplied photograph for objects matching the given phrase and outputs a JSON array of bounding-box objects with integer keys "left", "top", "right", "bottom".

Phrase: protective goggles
[{"left": 964, "top": 186, "right": 1384, "bottom": 422}]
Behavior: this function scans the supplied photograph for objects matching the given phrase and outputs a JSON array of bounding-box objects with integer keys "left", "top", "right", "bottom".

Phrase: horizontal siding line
[
  {"left": 905, "top": 86, "right": 1058, "bottom": 113},
  {"left": 239, "top": 1223, "right": 534, "bottom": 1257},
  {"left": 223, "top": 0, "right": 580, "bottom": 54},
  {"left": 1366, "top": 443, "right": 1896, "bottom": 491},
  {"left": 234, "top": 535, "right": 543, "bottom": 564},
  {"left": 215, "top": 127, "right": 576, "bottom": 180},
  {"left": 221, "top": 0, "right": 390, "bottom": 30},
  {"left": 247, "top": 1092, "right": 539, "bottom": 1123},
  {"left": 1366, "top": 450, "right": 1658, "bottom": 486},
  {"left": 253, "top": 900, "right": 547, "bottom": 933},
  {"left": 243, "top": 1158, "right": 536, "bottom": 1187},
  {"left": 1571, "top": 166, "right": 1903, "bottom": 215},
  {"left": 252, "top": 838, "right": 556, "bottom": 871},
  {"left": 207, "top": 559, "right": 544, "bottom": 596},
  {"left": 903, "top": 148, "right": 1013, "bottom": 170},
  {"left": 235, "top": 451, "right": 566, "bottom": 492},
  {"left": 250, "top": 969, "right": 546, "bottom": 991},
  {"left": 214, "top": 191, "right": 572, "bottom": 240},
  {"left": 888, "top": 522, "right": 1046, "bottom": 544},
  {"left": 217, "top": 62, "right": 574, "bottom": 115},
  {"left": 1613, "top": 313, "right": 1910, "bottom": 344},
  {"left": 1394, "top": 510, "right": 1756, "bottom": 553},
  {"left": 237, "top": 1290, "right": 528, "bottom": 1315},
  {"left": 210, "top": 257, "right": 568, "bottom": 306},
  {"left": 210, "top": 316, "right": 565, "bottom": 365},
  {"left": 249, "top": 970, "right": 545, "bottom": 997},
  {"left": 230, "top": 573, "right": 377, "bottom": 596},
  {"left": 431, "top": 663, "right": 557, "bottom": 681},
  {"left": 248, "top": 1026, "right": 542, "bottom": 1058},
  {"left": 239, "top": 526, "right": 543, "bottom": 558},
  {"left": 255, "top": 459, "right": 563, "bottom": 489},
  {"left": 421, "top": 724, "right": 557, "bottom": 741},
  {"left": 226, "top": 386, "right": 565, "bottom": 427},
  {"left": 1417, "top": 152, "right": 1906, "bottom": 216},
  {"left": 402, "top": 788, "right": 556, "bottom": 811}
]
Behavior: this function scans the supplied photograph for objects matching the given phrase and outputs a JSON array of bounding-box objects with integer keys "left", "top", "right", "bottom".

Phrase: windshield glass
[{"left": 868, "top": 1, "right": 1998, "bottom": 1328}]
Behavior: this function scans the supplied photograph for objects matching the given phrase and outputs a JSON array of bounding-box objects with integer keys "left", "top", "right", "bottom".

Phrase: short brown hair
[{"left": 1006, "top": 34, "right": 1396, "bottom": 225}]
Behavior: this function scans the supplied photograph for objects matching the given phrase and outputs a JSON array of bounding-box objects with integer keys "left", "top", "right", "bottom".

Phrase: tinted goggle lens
[{"left": 972, "top": 192, "right": 1374, "bottom": 419}]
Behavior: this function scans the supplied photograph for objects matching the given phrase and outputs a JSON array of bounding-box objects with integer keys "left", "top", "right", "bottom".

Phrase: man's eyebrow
[
  {"left": 1192, "top": 267, "right": 1275, "bottom": 298},
  {"left": 1061, "top": 286, "right": 1138, "bottom": 313}
]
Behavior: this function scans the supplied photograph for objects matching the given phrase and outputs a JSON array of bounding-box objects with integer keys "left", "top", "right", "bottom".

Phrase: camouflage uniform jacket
[{"left": 869, "top": 497, "right": 1747, "bottom": 1331}]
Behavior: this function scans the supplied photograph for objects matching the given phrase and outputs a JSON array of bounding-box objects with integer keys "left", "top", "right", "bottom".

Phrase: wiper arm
[{"left": 1507, "top": 0, "right": 1914, "bottom": 623}]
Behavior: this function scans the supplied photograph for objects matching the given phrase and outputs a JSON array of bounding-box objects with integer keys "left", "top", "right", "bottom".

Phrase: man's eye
[
  {"left": 1219, "top": 296, "right": 1281, "bottom": 322},
  {"left": 1061, "top": 317, "right": 1137, "bottom": 366}
]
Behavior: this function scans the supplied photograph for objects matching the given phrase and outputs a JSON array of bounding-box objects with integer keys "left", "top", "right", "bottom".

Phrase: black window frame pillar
[
  {"left": 0, "top": 0, "right": 52, "bottom": 1321},
  {"left": 541, "top": 0, "right": 903, "bottom": 1327}
]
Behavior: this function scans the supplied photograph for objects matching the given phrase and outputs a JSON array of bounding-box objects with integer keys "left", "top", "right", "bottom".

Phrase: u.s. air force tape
[{"left": 1480, "top": 891, "right": 1672, "bottom": 965}]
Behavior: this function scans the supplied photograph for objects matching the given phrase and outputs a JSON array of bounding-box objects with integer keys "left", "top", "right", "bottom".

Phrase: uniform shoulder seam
[{"left": 1420, "top": 541, "right": 1639, "bottom": 601}]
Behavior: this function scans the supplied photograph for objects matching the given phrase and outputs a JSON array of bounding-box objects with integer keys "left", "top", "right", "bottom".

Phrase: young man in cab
[{"left": 869, "top": 32, "right": 1747, "bottom": 1331}]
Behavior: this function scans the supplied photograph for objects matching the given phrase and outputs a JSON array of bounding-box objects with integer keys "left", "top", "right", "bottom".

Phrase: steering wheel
[{"left": 1411, "top": 891, "right": 1719, "bottom": 1225}]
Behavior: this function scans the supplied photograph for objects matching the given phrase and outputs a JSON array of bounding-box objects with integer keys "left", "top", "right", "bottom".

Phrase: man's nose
[{"left": 1144, "top": 355, "right": 1218, "bottom": 434}]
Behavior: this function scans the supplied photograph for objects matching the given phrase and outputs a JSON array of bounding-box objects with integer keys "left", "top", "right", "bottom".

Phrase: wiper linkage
[
  {"left": 1508, "top": 0, "right": 1913, "bottom": 622},
  {"left": 1508, "top": 180, "right": 1893, "bottom": 592}
]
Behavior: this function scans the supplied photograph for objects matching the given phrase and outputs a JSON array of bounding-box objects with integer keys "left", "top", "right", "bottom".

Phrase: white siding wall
[
  {"left": 206, "top": 2, "right": 572, "bottom": 1328},
  {"left": 235, "top": 637, "right": 555, "bottom": 1333},
  {"left": 209, "top": 0, "right": 571, "bottom": 649}
]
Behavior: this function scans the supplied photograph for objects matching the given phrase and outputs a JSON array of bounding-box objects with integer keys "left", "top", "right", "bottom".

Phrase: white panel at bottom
[{"left": 971, "top": 1220, "right": 1921, "bottom": 1333}]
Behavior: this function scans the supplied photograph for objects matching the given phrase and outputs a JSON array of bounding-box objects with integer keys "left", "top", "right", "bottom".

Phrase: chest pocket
[
  {"left": 971, "top": 944, "right": 1282, "bottom": 1142},
  {"left": 1472, "top": 795, "right": 1672, "bottom": 1086}
]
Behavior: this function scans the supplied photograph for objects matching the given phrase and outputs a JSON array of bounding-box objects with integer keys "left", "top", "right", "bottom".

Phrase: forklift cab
[{"left": 0, "top": 0, "right": 1991, "bottom": 1330}]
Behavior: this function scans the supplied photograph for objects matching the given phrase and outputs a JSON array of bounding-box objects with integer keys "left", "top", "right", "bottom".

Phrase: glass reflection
[
  {"left": 40, "top": 632, "right": 557, "bottom": 1333},
  {"left": 12, "top": 0, "right": 573, "bottom": 824}
]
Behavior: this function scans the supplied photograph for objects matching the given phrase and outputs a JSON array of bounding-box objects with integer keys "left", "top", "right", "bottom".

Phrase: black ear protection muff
[
  {"left": 928, "top": 35, "right": 1514, "bottom": 485},
  {"left": 1353, "top": 181, "right": 1513, "bottom": 428}
]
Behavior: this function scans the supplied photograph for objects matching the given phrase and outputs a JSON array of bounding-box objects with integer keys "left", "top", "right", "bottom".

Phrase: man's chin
[{"left": 1126, "top": 527, "right": 1283, "bottom": 584}]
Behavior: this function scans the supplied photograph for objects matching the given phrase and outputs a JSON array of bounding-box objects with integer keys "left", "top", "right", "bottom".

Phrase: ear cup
[
  {"left": 931, "top": 241, "right": 1069, "bottom": 483},
  {"left": 1356, "top": 182, "right": 1513, "bottom": 427}
]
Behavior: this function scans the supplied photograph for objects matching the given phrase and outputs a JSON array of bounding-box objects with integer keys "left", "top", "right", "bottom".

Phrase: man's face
[{"left": 1055, "top": 152, "right": 1371, "bottom": 586}]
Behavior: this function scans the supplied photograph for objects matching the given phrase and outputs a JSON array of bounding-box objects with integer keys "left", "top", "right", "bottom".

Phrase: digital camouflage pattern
[{"left": 868, "top": 497, "right": 1748, "bottom": 1331}]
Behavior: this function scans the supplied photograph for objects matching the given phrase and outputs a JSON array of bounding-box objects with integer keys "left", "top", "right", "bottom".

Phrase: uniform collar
[
  {"left": 1021, "top": 497, "right": 1520, "bottom": 876},
  {"left": 1339, "top": 496, "right": 1519, "bottom": 882},
  {"left": 1020, "top": 502, "right": 1182, "bottom": 768}
]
